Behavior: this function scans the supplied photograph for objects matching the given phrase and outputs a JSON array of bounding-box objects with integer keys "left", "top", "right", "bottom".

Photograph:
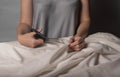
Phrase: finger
[
  {"left": 37, "top": 28, "right": 43, "bottom": 32},
  {"left": 35, "top": 39, "right": 44, "bottom": 46},
  {"left": 70, "top": 42, "right": 86, "bottom": 51},
  {"left": 76, "top": 43, "right": 86, "bottom": 51},
  {"left": 69, "top": 41, "right": 79, "bottom": 47},
  {"left": 69, "top": 37, "right": 74, "bottom": 43},
  {"left": 69, "top": 38, "right": 85, "bottom": 48},
  {"left": 79, "top": 39, "right": 84, "bottom": 44},
  {"left": 29, "top": 32, "right": 36, "bottom": 36},
  {"left": 74, "top": 45, "right": 80, "bottom": 49},
  {"left": 71, "top": 46, "right": 82, "bottom": 51},
  {"left": 69, "top": 36, "right": 83, "bottom": 46},
  {"left": 69, "top": 45, "right": 80, "bottom": 51},
  {"left": 74, "top": 36, "right": 84, "bottom": 43},
  {"left": 68, "top": 38, "right": 74, "bottom": 47}
]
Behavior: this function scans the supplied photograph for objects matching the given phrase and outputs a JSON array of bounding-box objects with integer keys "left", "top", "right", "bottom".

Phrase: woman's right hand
[
  {"left": 18, "top": 0, "right": 45, "bottom": 48},
  {"left": 18, "top": 30, "right": 44, "bottom": 48}
]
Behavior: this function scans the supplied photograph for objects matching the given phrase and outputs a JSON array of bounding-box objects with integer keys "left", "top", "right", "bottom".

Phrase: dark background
[
  {"left": 0, "top": 0, "right": 120, "bottom": 42},
  {"left": 89, "top": 0, "right": 120, "bottom": 37}
]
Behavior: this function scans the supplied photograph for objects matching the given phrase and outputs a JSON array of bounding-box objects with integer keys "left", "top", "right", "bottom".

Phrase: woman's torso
[{"left": 32, "top": 0, "right": 81, "bottom": 38}]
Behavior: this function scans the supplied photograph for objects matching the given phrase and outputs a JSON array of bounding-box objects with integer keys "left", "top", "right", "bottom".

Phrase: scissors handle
[{"left": 31, "top": 29, "right": 47, "bottom": 41}]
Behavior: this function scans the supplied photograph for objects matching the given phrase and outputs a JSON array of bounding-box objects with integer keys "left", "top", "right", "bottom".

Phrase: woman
[{"left": 17, "top": 0, "right": 90, "bottom": 51}]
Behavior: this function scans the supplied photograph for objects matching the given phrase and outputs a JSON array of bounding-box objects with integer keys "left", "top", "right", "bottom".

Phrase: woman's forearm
[
  {"left": 17, "top": 23, "right": 32, "bottom": 36},
  {"left": 75, "top": 20, "right": 90, "bottom": 38}
]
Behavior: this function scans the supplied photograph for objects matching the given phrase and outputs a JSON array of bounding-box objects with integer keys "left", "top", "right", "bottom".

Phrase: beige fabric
[{"left": 0, "top": 32, "right": 120, "bottom": 77}]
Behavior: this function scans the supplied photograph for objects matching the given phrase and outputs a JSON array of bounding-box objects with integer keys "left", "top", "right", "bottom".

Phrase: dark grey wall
[
  {"left": 0, "top": 0, "right": 120, "bottom": 42},
  {"left": 89, "top": 0, "right": 120, "bottom": 37}
]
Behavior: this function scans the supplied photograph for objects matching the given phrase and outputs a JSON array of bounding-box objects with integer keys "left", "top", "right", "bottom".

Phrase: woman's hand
[
  {"left": 68, "top": 0, "right": 90, "bottom": 51},
  {"left": 18, "top": 28, "right": 44, "bottom": 48},
  {"left": 68, "top": 35, "right": 86, "bottom": 51}
]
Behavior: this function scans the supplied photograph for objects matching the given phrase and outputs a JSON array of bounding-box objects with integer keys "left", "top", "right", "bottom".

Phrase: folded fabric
[{"left": 0, "top": 32, "right": 120, "bottom": 77}]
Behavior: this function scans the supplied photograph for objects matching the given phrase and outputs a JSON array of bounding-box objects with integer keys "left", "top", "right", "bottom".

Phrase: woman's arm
[
  {"left": 69, "top": 0, "right": 90, "bottom": 51},
  {"left": 75, "top": 0, "right": 90, "bottom": 38},
  {"left": 17, "top": 0, "right": 33, "bottom": 35},
  {"left": 17, "top": 0, "right": 44, "bottom": 48}
]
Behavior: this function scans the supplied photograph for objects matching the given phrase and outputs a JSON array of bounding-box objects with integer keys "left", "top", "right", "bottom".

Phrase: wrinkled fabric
[{"left": 0, "top": 32, "right": 120, "bottom": 77}]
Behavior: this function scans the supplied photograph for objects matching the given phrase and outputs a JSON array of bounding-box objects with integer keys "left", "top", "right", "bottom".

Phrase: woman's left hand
[{"left": 68, "top": 35, "right": 86, "bottom": 51}]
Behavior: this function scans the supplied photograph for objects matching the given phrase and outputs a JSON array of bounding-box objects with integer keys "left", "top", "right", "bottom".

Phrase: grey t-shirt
[{"left": 32, "top": 0, "right": 81, "bottom": 38}]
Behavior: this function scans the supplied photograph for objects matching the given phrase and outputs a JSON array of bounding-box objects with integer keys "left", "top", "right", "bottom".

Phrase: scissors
[{"left": 31, "top": 28, "right": 47, "bottom": 41}]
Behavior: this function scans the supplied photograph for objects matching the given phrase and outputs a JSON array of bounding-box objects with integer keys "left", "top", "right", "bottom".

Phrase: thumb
[
  {"left": 69, "top": 37, "right": 74, "bottom": 44},
  {"left": 29, "top": 32, "right": 36, "bottom": 36},
  {"left": 37, "top": 28, "right": 43, "bottom": 32}
]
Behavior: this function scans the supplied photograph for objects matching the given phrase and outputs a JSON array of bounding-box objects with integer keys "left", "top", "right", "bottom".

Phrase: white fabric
[{"left": 0, "top": 32, "right": 120, "bottom": 77}]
